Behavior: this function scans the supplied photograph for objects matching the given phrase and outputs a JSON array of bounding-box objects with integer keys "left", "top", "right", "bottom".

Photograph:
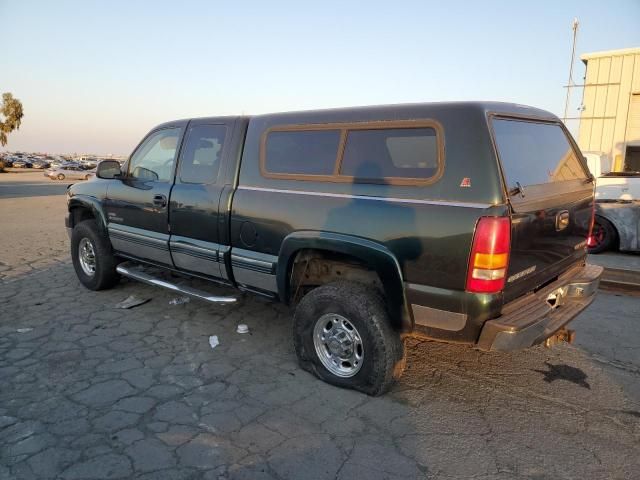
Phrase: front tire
[
  {"left": 293, "top": 281, "right": 404, "bottom": 396},
  {"left": 57, "top": 174, "right": 65, "bottom": 180},
  {"left": 71, "top": 219, "right": 120, "bottom": 290}
]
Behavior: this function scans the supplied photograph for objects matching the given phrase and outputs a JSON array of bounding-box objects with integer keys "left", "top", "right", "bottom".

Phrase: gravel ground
[{"left": 0, "top": 171, "right": 70, "bottom": 281}]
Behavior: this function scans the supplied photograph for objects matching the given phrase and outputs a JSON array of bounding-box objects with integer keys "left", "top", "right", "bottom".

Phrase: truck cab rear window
[
  {"left": 179, "top": 124, "right": 227, "bottom": 184},
  {"left": 492, "top": 119, "right": 587, "bottom": 189}
]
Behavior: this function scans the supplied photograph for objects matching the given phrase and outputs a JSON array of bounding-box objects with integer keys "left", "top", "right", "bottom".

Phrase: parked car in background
[
  {"left": 31, "top": 160, "right": 50, "bottom": 169},
  {"left": 583, "top": 152, "right": 640, "bottom": 253},
  {"left": 49, "top": 156, "right": 68, "bottom": 167},
  {"left": 79, "top": 161, "right": 98, "bottom": 170},
  {"left": 46, "top": 165, "right": 95, "bottom": 180},
  {"left": 54, "top": 161, "right": 82, "bottom": 170},
  {"left": 12, "top": 159, "right": 32, "bottom": 168}
]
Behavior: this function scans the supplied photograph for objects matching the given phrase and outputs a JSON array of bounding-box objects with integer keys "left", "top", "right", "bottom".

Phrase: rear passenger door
[{"left": 168, "top": 119, "right": 231, "bottom": 280}]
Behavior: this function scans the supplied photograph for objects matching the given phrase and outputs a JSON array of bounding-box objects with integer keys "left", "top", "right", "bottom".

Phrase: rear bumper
[{"left": 477, "top": 263, "right": 603, "bottom": 351}]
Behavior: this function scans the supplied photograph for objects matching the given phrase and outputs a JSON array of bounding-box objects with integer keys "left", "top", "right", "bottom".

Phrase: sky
[{"left": 1, "top": 0, "right": 639, "bottom": 156}]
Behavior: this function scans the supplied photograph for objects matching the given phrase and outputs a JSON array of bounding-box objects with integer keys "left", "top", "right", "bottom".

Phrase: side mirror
[
  {"left": 96, "top": 160, "right": 122, "bottom": 179},
  {"left": 131, "top": 166, "right": 159, "bottom": 182}
]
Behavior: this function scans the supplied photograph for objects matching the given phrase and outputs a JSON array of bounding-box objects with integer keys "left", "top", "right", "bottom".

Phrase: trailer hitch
[{"left": 544, "top": 328, "right": 576, "bottom": 348}]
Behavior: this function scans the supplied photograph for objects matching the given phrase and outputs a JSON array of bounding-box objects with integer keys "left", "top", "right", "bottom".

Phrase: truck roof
[
  {"left": 251, "top": 101, "right": 558, "bottom": 124},
  {"left": 152, "top": 102, "right": 558, "bottom": 131}
]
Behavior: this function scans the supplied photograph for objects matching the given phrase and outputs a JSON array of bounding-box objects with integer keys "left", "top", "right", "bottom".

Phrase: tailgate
[{"left": 491, "top": 117, "right": 594, "bottom": 303}]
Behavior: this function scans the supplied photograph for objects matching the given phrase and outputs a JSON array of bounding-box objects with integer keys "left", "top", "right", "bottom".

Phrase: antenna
[{"left": 563, "top": 18, "right": 579, "bottom": 123}]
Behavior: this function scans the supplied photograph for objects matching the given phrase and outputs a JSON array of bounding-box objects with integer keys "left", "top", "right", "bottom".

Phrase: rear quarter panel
[{"left": 232, "top": 103, "right": 506, "bottom": 292}]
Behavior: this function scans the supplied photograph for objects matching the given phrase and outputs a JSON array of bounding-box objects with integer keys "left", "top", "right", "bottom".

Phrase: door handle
[{"left": 152, "top": 194, "right": 167, "bottom": 207}]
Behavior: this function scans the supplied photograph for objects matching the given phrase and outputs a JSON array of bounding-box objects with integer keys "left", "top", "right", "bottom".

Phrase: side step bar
[{"left": 116, "top": 263, "right": 236, "bottom": 304}]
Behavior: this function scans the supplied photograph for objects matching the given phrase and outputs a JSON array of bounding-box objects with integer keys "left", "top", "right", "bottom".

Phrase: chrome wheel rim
[
  {"left": 78, "top": 238, "right": 96, "bottom": 276},
  {"left": 313, "top": 313, "right": 364, "bottom": 378}
]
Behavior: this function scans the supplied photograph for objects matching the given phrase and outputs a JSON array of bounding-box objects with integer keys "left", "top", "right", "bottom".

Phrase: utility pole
[{"left": 563, "top": 18, "right": 579, "bottom": 123}]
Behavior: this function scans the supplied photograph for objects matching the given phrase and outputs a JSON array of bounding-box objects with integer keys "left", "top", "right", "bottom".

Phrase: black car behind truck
[{"left": 66, "top": 102, "right": 603, "bottom": 395}]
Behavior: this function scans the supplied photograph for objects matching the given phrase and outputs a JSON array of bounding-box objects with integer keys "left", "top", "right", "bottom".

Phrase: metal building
[{"left": 577, "top": 47, "right": 640, "bottom": 173}]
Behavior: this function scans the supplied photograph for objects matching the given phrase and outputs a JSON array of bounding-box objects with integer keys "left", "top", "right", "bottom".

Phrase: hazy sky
[{"left": 1, "top": 0, "right": 639, "bottom": 156}]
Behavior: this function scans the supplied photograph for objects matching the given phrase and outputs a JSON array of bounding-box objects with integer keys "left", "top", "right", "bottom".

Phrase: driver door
[{"left": 105, "top": 122, "right": 186, "bottom": 265}]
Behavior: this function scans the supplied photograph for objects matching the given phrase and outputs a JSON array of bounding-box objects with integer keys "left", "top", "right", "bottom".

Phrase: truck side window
[
  {"left": 265, "top": 130, "right": 340, "bottom": 175},
  {"left": 128, "top": 128, "right": 181, "bottom": 182},
  {"left": 340, "top": 128, "right": 439, "bottom": 180},
  {"left": 179, "top": 125, "right": 227, "bottom": 184}
]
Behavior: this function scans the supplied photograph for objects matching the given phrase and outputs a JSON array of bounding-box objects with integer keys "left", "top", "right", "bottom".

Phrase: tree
[{"left": 0, "top": 92, "right": 24, "bottom": 147}]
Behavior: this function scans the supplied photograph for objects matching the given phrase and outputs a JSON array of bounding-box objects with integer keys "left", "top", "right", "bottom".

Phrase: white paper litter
[
  {"left": 208, "top": 335, "right": 220, "bottom": 349},
  {"left": 16, "top": 328, "right": 33, "bottom": 333},
  {"left": 169, "top": 296, "right": 190, "bottom": 305},
  {"left": 236, "top": 324, "right": 249, "bottom": 334},
  {"left": 115, "top": 295, "right": 150, "bottom": 309}
]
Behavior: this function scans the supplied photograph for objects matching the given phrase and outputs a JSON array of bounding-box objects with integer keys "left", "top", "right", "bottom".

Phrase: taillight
[
  {"left": 586, "top": 201, "right": 596, "bottom": 247},
  {"left": 466, "top": 217, "right": 511, "bottom": 293}
]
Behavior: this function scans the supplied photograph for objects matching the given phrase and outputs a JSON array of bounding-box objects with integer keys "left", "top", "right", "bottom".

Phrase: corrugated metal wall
[
  {"left": 628, "top": 94, "right": 640, "bottom": 142},
  {"left": 577, "top": 51, "right": 640, "bottom": 171}
]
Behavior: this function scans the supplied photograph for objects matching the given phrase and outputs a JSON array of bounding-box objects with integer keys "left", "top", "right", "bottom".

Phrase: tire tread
[
  {"left": 293, "top": 281, "right": 404, "bottom": 396},
  {"left": 71, "top": 219, "right": 119, "bottom": 290}
]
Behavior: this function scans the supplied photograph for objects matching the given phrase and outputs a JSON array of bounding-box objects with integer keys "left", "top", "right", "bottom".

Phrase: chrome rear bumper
[{"left": 477, "top": 263, "right": 603, "bottom": 351}]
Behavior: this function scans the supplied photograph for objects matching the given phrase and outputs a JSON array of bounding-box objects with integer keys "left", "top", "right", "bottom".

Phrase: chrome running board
[{"left": 116, "top": 263, "right": 236, "bottom": 304}]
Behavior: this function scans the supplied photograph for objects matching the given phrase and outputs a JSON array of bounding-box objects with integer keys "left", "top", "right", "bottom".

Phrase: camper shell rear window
[{"left": 491, "top": 117, "right": 588, "bottom": 190}]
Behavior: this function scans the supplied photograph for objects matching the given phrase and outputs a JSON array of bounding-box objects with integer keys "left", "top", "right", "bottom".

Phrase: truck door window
[
  {"left": 128, "top": 128, "right": 181, "bottom": 182},
  {"left": 178, "top": 124, "right": 227, "bottom": 184}
]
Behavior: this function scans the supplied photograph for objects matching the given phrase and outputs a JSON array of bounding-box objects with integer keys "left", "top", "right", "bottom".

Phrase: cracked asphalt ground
[{"left": 1, "top": 172, "right": 639, "bottom": 479}]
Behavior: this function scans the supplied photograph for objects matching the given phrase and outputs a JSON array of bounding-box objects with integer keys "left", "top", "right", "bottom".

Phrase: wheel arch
[
  {"left": 277, "top": 231, "right": 411, "bottom": 331},
  {"left": 68, "top": 196, "right": 109, "bottom": 235},
  {"left": 595, "top": 202, "right": 640, "bottom": 251}
]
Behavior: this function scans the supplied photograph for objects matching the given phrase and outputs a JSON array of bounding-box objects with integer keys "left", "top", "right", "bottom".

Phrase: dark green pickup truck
[{"left": 66, "top": 102, "right": 602, "bottom": 395}]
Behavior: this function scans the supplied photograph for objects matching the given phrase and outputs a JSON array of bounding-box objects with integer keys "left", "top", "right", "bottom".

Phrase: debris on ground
[
  {"left": 208, "top": 335, "right": 219, "bottom": 349},
  {"left": 169, "top": 296, "right": 190, "bottom": 305},
  {"left": 236, "top": 324, "right": 250, "bottom": 334},
  {"left": 16, "top": 328, "right": 33, "bottom": 333},
  {"left": 115, "top": 295, "right": 150, "bottom": 309}
]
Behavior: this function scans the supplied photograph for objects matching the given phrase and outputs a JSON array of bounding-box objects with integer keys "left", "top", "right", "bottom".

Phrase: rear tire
[
  {"left": 293, "top": 281, "right": 404, "bottom": 396},
  {"left": 588, "top": 216, "right": 618, "bottom": 254},
  {"left": 71, "top": 219, "right": 120, "bottom": 290},
  {"left": 57, "top": 174, "right": 65, "bottom": 180}
]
